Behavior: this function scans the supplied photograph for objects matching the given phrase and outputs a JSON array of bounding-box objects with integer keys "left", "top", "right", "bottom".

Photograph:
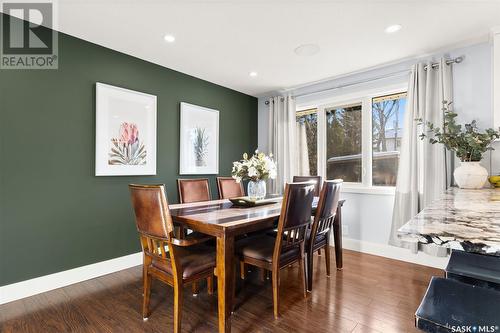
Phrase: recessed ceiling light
[
  {"left": 294, "top": 44, "right": 320, "bottom": 56},
  {"left": 163, "top": 34, "right": 175, "bottom": 43},
  {"left": 385, "top": 24, "right": 402, "bottom": 34},
  {"left": 249, "top": 71, "right": 258, "bottom": 77}
]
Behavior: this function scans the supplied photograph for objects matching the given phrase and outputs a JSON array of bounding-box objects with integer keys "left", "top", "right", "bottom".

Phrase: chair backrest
[
  {"left": 129, "top": 184, "right": 173, "bottom": 239},
  {"left": 129, "top": 184, "right": 178, "bottom": 273},
  {"left": 217, "top": 177, "right": 245, "bottom": 199},
  {"left": 273, "top": 182, "right": 315, "bottom": 261},
  {"left": 293, "top": 176, "right": 322, "bottom": 196},
  {"left": 309, "top": 180, "right": 342, "bottom": 247},
  {"left": 177, "top": 178, "right": 211, "bottom": 203}
]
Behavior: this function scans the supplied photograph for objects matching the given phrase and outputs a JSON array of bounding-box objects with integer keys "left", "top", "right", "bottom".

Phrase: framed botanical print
[
  {"left": 95, "top": 83, "right": 157, "bottom": 176},
  {"left": 179, "top": 102, "right": 219, "bottom": 174}
]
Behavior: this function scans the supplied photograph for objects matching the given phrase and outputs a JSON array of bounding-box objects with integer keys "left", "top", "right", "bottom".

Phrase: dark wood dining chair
[
  {"left": 292, "top": 176, "right": 323, "bottom": 254},
  {"left": 177, "top": 178, "right": 211, "bottom": 203},
  {"left": 129, "top": 184, "right": 216, "bottom": 333},
  {"left": 293, "top": 175, "right": 322, "bottom": 196},
  {"left": 216, "top": 176, "right": 245, "bottom": 199},
  {"left": 306, "top": 179, "right": 342, "bottom": 291},
  {"left": 236, "top": 182, "right": 315, "bottom": 318}
]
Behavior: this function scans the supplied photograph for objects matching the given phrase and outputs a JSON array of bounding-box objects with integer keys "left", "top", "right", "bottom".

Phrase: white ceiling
[{"left": 29, "top": 1, "right": 500, "bottom": 95}]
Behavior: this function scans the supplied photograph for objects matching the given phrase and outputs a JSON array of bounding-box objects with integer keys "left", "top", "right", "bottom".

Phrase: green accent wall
[{"left": 0, "top": 21, "right": 257, "bottom": 286}]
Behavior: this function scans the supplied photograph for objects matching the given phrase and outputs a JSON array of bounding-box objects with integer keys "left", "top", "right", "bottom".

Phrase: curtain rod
[
  {"left": 264, "top": 56, "right": 463, "bottom": 105},
  {"left": 424, "top": 56, "right": 463, "bottom": 70}
]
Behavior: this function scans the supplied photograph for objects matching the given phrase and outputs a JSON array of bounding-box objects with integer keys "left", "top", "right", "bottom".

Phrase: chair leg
[
  {"left": 325, "top": 234, "right": 331, "bottom": 277},
  {"left": 306, "top": 251, "right": 313, "bottom": 292},
  {"left": 299, "top": 256, "right": 307, "bottom": 298},
  {"left": 177, "top": 225, "right": 187, "bottom": 239},
  {"left": 240, "top": 261, "right": 246, "bottom": 280},
  {"left": 207, "top": 275, "right": 214, "bottom": 295},
  {"left": 272, "top": 269, "right": 280, "bottom": 319},
  {"left": 142, "top": 270, "right": 152, "bottom": 320},
  {"left": 192, "top": 281, "right": 199, "bottom": 296},
  {"left": 259, "top": 268, "right": 266, "bottom": 282},
  {"left": 173, "top": 281, "right": 183, "bottom": 333}
]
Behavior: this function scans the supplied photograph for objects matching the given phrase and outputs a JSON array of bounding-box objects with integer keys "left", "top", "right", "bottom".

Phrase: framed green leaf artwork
[{"left": 179, "top": 102, "right": 219, "bottom": 174}]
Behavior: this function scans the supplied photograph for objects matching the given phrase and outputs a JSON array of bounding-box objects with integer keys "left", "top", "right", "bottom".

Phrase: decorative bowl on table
[{"left": 229, "top": 196, "right": 278, "bottom": 207}]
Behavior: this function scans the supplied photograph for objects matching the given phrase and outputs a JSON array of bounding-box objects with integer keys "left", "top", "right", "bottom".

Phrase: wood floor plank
[{"left": 0, "top": 249, "right": 441, "bottom": 332}]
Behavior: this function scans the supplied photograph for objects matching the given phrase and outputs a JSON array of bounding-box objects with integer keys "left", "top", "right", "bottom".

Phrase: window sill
[{"left": 342, "top": 185, "right": 396, "bottom": 196}]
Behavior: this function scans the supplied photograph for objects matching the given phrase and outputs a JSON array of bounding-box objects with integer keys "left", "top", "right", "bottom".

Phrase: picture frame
[
  {"left": 95, "top": 83, "right": 157, "bottom": 176},
  {"left": 179, "top": 102, "right": 219, "bottom": 175}
]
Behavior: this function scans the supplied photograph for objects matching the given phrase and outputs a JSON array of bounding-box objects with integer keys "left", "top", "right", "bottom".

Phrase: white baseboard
[
  {"left": 0, "top": 252, "right": 142, "bottom": 305},
  {"left": 341, "top": 238, "right": 448, "bottom": 269},
  {"left": 0, "top": 238, "right": 448, "bottom": 305}
]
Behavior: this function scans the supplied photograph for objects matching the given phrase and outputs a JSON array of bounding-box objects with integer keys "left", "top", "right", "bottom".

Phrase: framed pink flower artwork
[{"left": 95, "top": 83, "right": 157, "bottom": 176}]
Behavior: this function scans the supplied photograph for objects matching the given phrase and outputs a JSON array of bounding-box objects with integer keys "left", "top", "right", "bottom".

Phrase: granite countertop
[{"left": 398, "top": 187, "right": 500, "bottom": 256}]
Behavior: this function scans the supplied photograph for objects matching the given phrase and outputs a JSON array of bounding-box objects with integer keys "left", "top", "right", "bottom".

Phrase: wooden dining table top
[
  {"left": 170, "top": 198, "right": 282, "bottom": 229},
  {"left": 169, "top": 197, "right": 345, "bottom": 236}
]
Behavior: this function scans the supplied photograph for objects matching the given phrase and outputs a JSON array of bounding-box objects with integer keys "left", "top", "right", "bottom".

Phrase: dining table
[{"left": 169, "top": 196, "right": 345, "bottom": 333}]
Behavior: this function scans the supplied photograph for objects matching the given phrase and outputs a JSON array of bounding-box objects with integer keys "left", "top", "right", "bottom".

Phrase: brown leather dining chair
[
  {"left": 293, "top": 175, "right": 322, "bottom": 196},
  {"left": 129, "top": 184, "right": 216, "bottom": 333},
  {"left": 177, "top": 178, "right": 213, "bottom": 295},
  {"left": 306, "top": 179, "right": 342, "bottom": 291},
  {"left": 236, "top": 182, "right": 315, "bottom": 318},
  {"left": 216, "top": 176, "right": 245, "bottom": 199},
  {"left": 177, "top": 178, "right": 211, "bottom": 203}
]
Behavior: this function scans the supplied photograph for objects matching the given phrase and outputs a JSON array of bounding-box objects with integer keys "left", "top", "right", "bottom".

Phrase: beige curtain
[
  {"left": 296, "top": 121, "right": 310, "bottom": 176},
  {"left": 268, "top": 96, "right": 296, "bottom": 194},
  {"left": 390, "top": 58, "right": 453, "bottom": 248}
]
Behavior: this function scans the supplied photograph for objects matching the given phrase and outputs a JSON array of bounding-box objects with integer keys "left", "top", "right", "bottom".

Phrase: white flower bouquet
[{"left": 231, "top": 150, "right": 277, "bottom": 183}]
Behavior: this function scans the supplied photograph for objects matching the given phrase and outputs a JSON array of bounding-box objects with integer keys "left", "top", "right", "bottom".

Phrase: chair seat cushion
[
  {"left": 416, "top": 277, "right": 500, "bottom": 330},
  {"left": 151, "top": 244, "right": 215, "bottom": 279},
  {"left": 236, "top": 235, "right": 300, "bottom": 266},
  {"left": 446, "top": 250, "right": 500, "bottom": 290}
]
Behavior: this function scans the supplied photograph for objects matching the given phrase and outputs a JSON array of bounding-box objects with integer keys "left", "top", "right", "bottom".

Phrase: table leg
[
  {"left": 216, "top": 235, "right": 234, "bottom": 333},
  {"left": 333, "top": 205, "right": 343, "bottom": 270}
]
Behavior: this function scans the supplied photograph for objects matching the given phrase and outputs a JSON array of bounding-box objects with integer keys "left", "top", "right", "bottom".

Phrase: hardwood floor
[{"left": 0, "top": 249, "right": 441, "bottom": 333}]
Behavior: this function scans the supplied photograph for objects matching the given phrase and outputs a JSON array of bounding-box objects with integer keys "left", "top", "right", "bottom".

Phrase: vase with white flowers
[{"left": 231, "top": 150, "right": 277, "bottom": 200}]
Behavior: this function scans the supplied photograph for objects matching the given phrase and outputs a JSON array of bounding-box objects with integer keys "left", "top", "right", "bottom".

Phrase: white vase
[
  {"left": 247, "top": 180, "right": 266, "bottom": 200},
  {"left": 453, "top": 161, "right": 488, "bottom": 189}
]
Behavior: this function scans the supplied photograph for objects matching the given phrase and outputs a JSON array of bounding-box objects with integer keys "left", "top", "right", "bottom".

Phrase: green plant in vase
[{"left": 419, "top": 101, "right": 500, "bottom": 188}]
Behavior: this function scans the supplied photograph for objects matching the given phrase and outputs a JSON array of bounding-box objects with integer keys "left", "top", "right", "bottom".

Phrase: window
[
  {"left": 296, "top": 88, "right": 407, "bottom": 191},
  {"left": 296, "top": 109, "right": 318, "bottom": 176},
  {"left": 326, "top": 103, "right": 362, "bottom": 182},
  {"left": 372, "top": 93, "right": 407, "bottom": 186}
]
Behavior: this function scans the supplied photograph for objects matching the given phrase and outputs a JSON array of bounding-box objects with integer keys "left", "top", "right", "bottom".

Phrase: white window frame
[{"left": 297, "top": 83, "right": 407, "bottom": 195}]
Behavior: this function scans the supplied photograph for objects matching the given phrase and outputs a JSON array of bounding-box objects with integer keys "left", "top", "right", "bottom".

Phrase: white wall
[
  {"left": 341, "top": 192, "right": 395, "bottom": 244},
  {"left": 258, "top": 41, "right": 496, "bottom": 246}
]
